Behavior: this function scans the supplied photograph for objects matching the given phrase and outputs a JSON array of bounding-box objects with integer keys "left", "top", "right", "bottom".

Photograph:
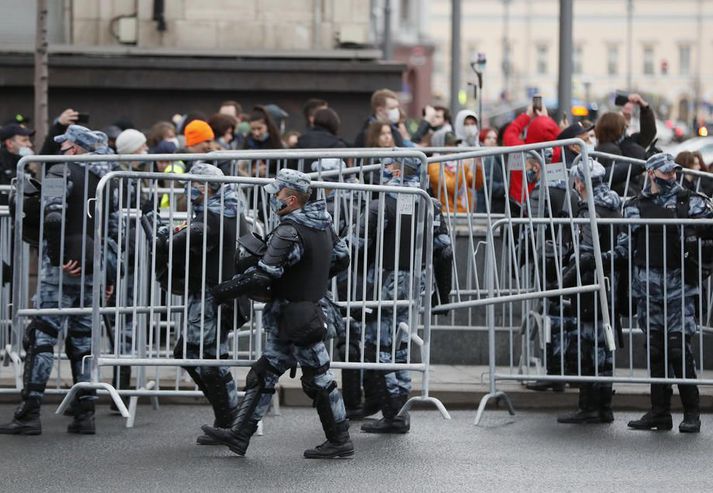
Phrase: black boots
[
  {"left": 557, "top": 384, "right": 614, "bottom": 424},
  {"left": 627, "top": 411, "right": 674, "bottom": 431},
  {"left": 628, "top": 382, "right": 700, "bottom": 433},
  {"left": 67, "top": 396, "right": 96, "bottom": 435},
  {"left": 526, "top": 380, "right": 565, "bottom": 392},
  {"left": 195, "top": 370, "right": 239, "bottom": 446},
  {"left": 557, "top": 384, "right": 599, "bottom": 424},
  {"left": 304, "top": 420, "right": 354, "bottom": 459},
  {"left": 679, "top": 413, "right": 701, "bottom": 433},
  {"left": 361, "top": 393, "right": 410, "bottom": 434},
  {"left": 628, "top": 384, "right": 673, "bottom": 431},
  {"left": 0, "top": 397, "right": 42, "bottom": 435},
  {"left": 201, "top": 419, "right": 259, "bottom": 456}
]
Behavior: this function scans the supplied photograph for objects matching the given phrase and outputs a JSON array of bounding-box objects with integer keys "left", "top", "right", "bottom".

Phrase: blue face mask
[
  {"left": 654, "top": 176, "right": 675, "bottom": 194},
  {"left": 269, "top": 194, "right": 288, "bottom": 213},
  {"left": 526, "top": 169, "right": 538, "bottom": 184},
  {"left": 382, "top": 168, "right": 394, "bottom": 182}
]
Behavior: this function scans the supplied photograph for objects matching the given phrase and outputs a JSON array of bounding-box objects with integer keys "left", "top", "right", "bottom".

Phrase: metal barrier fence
[
  {"left": 11, "top": 149, "right": 448, "bottom": 427},
  {"left": 1, "top": 186, "right": 16, "bottom": 387},
  {"left": 428, "top": 143, "right": 713, "bottom": 424},
  {"left": 427, "top": 140, "right": 615, "bottom": 422}
]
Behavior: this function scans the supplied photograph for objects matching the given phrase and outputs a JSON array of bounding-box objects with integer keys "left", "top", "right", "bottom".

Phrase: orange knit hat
[{"left": 184, "top": 120, "right": 215, "bottom": 147}]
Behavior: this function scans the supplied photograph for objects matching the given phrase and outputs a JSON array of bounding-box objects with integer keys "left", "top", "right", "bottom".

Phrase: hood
[
  {"left": 195, "top": 183, "right": 239, "bottom": 218},
  {"left": 454, "top": 109, "right": 479, "bottom": 146},
  {"left": 430, "top": 126, "right": 452, "bottom": 148},
  {"left": 84, "top": 147, "right": 118, "bottom": 178},
  {"left": 525, "top": 116, "right": 560, "bottom": 144},
  {"left": 283, "top": 198, "right": 332, "bottom": 230},
  {"left": 591, "top": 183, "right": 622, "bottom": 211}
]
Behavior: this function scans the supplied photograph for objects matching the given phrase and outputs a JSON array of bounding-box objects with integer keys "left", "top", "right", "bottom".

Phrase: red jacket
[{"left": 504, "top": 114, "right": 560, "bottom": 204}]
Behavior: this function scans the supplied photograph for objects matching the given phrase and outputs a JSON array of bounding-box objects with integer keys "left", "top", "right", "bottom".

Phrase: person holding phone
[
  {"left": 594, "top": 93, "right": 656, "bottom": 195},
  {"left": 39, "top": 108, "right": 83, "bottom": 155}
]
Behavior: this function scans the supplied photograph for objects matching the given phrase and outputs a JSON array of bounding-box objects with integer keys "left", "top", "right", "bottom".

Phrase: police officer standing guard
[
  {"left": 201, "top": 168, "right": 354, "bottom": 458},
  {"left": 556, "top": 159, "right": 622, "bottom": 424},
  {"left": 0, "top": 125, "right": 116, "bottom": 435},
  {"left": 624, "top": 153, "right": 713, "bottom": 433}
]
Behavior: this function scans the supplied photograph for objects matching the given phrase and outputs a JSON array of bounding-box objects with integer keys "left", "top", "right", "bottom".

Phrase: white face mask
[
  {"left": 463, "top": 124, "right": 479, "bottom": 139},
  {"left": 18, "top": 146, "right": 34, "bottom": 157},
  {"left": 584, "top": 143, "right": 595, "bottom": 154},
  {"left": 387, "top": 108, "right": 400, "bottom": 124},
  {"left": 167, "top": 137, "right": 179, "bottom": 148}
]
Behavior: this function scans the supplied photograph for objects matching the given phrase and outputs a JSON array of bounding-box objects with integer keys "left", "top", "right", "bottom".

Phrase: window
[
  {"left": 679, "top": 45, "right": 691, "bottom": 75},
  {"left": 607, "top": 45, "right": 618, "bottom": 76},
  {"left": 643, "top": 45, "right": 654, "bottom": 75},
  {"left": 536, "top": 44, "right": 548, "bottom": 75},
  {"left": 573, "top": 45, "right": 583, "bottom": 75}
]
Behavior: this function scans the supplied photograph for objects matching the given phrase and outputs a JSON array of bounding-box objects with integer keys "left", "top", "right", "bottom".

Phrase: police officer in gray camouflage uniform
[
  {"left": 623, "top": 153, "right": 713, "bottom": 433},
  {"left": 557, "top": 159, "right": 622, "bottom": 424},
  {"left": 163, "top": 162, "right": 246, "bottom": 445},
  {"left": 201, "top": 168, "right": 354, "bottom": 458},
  {"left": 0, "top": 125, "right": 116, "bottom": 436}
]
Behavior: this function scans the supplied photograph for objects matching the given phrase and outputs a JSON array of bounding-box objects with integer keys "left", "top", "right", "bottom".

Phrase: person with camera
[
  {"left": 201, "top": 168, "right": 354, "bottom": 459},
  {"left": 555, "top": 159, "right": 623, "bottom": 424},
  {"left": 0, "top": 125, "right": 116, "bottom": 436},
  {"left": 623, "top": 153, "right": 713, "bottom": 433}
]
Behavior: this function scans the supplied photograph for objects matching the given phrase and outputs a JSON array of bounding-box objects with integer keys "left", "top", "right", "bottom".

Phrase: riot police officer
[
  {"left": 201, "top": 168, "right": 354, "bottom": 458},
  {"left": 355, "top": 157, "right": 449, "bottom": 434},
  {"left": 556, "top": 159, "right": 622, "bottom": 424},
  {"left": 625, "top": 153, "right": 713, "bottom": 433},
  {"left": 164, "top": 162, "right": 248, "bottom": 445},
  {"left": 0, "top": 125, "right": 116, "bottom": 435}
]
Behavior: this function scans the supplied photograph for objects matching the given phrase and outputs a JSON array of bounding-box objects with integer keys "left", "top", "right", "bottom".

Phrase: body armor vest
[{"left": 271, "top": 221, "right": 333, "bottom": 302}]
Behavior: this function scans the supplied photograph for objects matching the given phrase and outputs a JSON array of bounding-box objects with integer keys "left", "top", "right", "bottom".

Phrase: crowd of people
[{"left": 0, "top": 87, "right": 712, "bottom": 456}]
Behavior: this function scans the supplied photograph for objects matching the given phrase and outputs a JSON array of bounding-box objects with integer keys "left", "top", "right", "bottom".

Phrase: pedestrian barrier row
[{"left": 8, "top": 149, "right": 449, "bottom": 428}]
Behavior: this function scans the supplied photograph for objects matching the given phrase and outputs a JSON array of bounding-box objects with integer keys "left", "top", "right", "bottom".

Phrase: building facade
[
  {"left": 0, "top": 0, "right": 404, "bottom": 138},
  {"left": 423, "top": 0, "right": 713, "bottom": 122}
]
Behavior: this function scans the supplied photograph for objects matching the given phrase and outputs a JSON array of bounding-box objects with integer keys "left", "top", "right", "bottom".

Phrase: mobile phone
[
  {"left": 614, "top": 92, "right": 629, "bottom": 106},
  {"left": 76, "top": 113, "right": 90, "bottom": 124},
  {"left": 532, "top": 95, "right": 542, "bottom": 112}
]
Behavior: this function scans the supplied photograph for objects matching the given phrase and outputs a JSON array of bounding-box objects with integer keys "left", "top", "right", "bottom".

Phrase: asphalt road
[{"left": 1, "top": 403, "right": 712, "bottom": 492}]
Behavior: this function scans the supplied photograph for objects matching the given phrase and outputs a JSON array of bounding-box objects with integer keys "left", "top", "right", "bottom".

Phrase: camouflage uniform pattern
[
  {"left": 250, "top": 199, "right": 349, "bottom": 425},
  {"left": 620, "top": 181, "right": 713, "bottom": 335},
  {"left": 25, "top": 137, "right": 118, "bottom": 401},
  {"left": 180, "top": 183, "right": 241, "bottom": 410}
]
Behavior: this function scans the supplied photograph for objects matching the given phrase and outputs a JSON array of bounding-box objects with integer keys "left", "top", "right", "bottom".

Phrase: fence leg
[
  {"left": 399, "top": 395, "right": 451, "bottom": 420},
  {"left": 56, "top": 382, "right": 130, "bottom": 418},
  {"left": 474, "top": 391, "right": 516, "bottom": 425},
  {"left": 126, "top": 395, "right": 138, "bottom": 428}
]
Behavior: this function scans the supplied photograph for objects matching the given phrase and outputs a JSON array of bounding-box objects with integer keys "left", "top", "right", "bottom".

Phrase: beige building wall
[
  {"left": 423, "top": 0, "right": 713, "bottom": 120},
  {"left": 70, "top": 0, "right": 370, "bottom": 51}
]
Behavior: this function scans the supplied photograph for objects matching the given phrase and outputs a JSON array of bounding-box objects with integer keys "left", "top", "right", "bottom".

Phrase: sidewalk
[{"left": 3, "top": 362, "right": 712, "bottom": 411}]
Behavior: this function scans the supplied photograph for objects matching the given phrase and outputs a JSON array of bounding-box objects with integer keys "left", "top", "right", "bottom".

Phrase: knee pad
[
  {"left": 246, "top": 356, "right": 282, "bottom": 392},
  {"left": 23, "top": 319, "right": 57, "bottom": 352},
  {"left": 300, "top": 363, "right": 331, "bottom": 400}
]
